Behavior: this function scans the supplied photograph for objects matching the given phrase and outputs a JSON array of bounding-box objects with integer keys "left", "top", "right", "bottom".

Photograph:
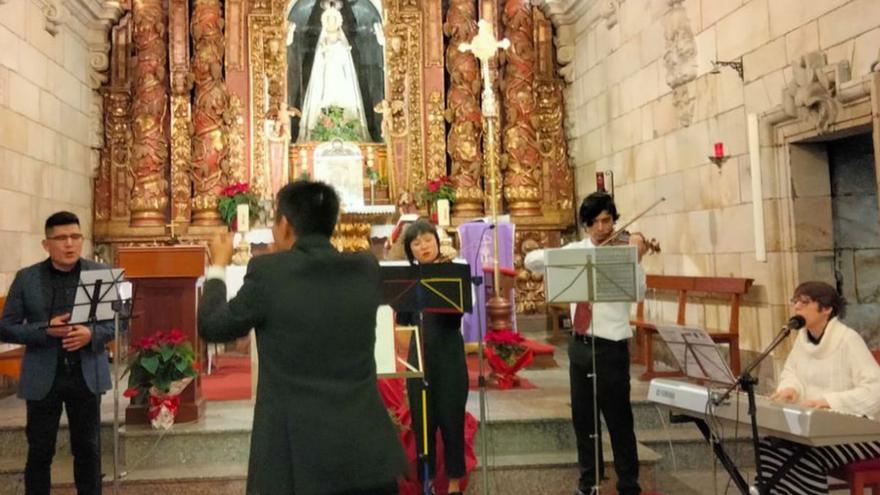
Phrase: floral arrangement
[
  {"left": 309, "top": 105, "right": 365, "bottom": 142},
  {"left": 420, "top": 175, "right": 456, "bottom": 206},
  {"left": 485, "top": 329, "right": 534, "bottom": 390},
  {"left": 218, "top": 182, "right": 261, "bottom": 229},
  {"left": 124, "top": 329, "right": 199, "bottom": 429}
]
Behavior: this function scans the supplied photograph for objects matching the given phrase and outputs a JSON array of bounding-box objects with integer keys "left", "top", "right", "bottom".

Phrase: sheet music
[
  {"left": 655, "top": 324, "right": 736, "bottom": 384},
  {"left": 374, "top": 305, "right": 396, "bottom": 375},
  {"left": 544, "top": 246, "right": 639, "bottom": 303},
  {"left": 70, "top": 268, "right": 125, "bottom": 324},
  {"left": 593, "top": 246, "right": 638, "bottom": 302}
]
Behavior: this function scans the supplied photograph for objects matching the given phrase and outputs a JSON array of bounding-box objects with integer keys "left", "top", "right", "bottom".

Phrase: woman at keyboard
[{"left": 759, "top": 281, "right": 880, "bottom": 494}]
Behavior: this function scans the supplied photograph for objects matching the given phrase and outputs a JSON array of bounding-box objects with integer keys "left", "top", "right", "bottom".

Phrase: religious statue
[{"left": 297, "top": 1, "right": 369, "bottom": 143}]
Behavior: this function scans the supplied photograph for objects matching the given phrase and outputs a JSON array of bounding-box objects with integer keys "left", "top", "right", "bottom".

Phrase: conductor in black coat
[
  {"left": 396, "top": 220, "right": 468, "bottom": 495},
  {"left": 198, "top": 181, "right": 408, "bottom": 495}
]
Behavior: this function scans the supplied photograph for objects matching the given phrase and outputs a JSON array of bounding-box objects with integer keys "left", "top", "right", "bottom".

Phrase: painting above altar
[{"left": 287, "top": 0, "right": 385, "bottom": 143}]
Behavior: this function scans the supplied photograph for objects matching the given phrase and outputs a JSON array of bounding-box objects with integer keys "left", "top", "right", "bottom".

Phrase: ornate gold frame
[{"left": 248, "top": 0, "right": 428, "bottom": 201}]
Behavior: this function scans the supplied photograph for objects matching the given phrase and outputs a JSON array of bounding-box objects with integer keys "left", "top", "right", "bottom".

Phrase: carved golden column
[
  {"left": 169, "top": 0, "right": 193, "bottom": 227},
  {"left": 190, "top": 0, "right": 229, "bottom": 226},
  {"left": 501, "top": 0, "right": 541, "bottom": 217},
  {"left": 445, "top": 0, "right": 484, "bottom": 218},
  {"left": 533, "top": 9, "right": 573, "bottom": 214},
  {"left": 130, "top": 0, "right": 169, "bottom": 227}
]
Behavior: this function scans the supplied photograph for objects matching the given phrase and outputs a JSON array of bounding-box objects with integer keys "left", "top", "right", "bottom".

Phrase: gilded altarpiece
[{"left": 93, "top": 0, "right": 574, "bottom": 314}]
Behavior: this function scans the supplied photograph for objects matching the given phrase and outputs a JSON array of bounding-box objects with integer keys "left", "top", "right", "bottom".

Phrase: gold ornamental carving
[
  {"left": 426, "top": 92, "right": 446, "bottom": 180},
  {"left": 515, "top": 230, "right": 556, "bottom": 314},
  {"left": 98, "top": 89, "right": 132, "bottom": 221},
  {"left": 535, "top": 79, "right": 573, "bottom": 212},
  {"left": 248, "top": 11, "right": 285, "bottom": 199},
  {"left": 190, "top": 0, "right": 229, "bottom": 225},
  {"left": 130, "top": 0, "right": 169, "bottom": 227},
  {"left": 445, "top": 0, "right": 484, "bottom": 218},
  {"left": 169, "top": 0, "right": 192, "bottom": 226},
  {"left": 501, "top": 0, "right": 541, "bottom": 217}
]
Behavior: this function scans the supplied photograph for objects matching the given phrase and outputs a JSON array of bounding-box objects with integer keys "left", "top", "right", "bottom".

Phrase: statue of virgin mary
[{"left": 297, "top": 1, "right": 369, "bottom": 142}]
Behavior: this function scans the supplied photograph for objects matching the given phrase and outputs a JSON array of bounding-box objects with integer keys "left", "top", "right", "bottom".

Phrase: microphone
[{"left": 785, "top": 315, "right": 806, "bottom": 330}]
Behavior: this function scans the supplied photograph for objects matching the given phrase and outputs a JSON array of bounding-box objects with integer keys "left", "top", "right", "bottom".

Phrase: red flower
[
  {"left": 123, "top": 387, "right": 141, "bottom": 398},
  {"left": 167, "top": 328, "right": 187, "bottom": 345},
  {"left": 486, "top": 329, "right": 524, "bottom": 346},
  {"left": 428, "top": 180, "right": 440, "bottom": 193},
  {"left": 133, "top": 336, "right": 157, "bottom": 351}
]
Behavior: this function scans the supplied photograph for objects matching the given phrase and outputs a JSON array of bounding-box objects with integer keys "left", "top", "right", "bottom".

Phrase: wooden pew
[
  {"left": 0, "top": 296, "right": 24, "bottom": 380},
  {"left": 631, "top": 275, "right": 754, "bottom": 381}
]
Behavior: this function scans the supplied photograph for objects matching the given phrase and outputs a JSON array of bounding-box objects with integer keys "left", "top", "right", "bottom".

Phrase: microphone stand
[{"left": 711, "top": 322, "right": 799, "bottom": 494}]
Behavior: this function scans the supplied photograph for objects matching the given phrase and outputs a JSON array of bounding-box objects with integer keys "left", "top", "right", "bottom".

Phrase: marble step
[
  {"left": 0, "top": 447, "right": 660, "bottom": 495},
  {"left": 0, "top": 423, "right": 116, "bottom": 459}
]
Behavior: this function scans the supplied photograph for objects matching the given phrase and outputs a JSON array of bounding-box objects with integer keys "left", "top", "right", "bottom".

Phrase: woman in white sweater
[{"left": 758, "top": 281, "right": 880, "bottom": 494}]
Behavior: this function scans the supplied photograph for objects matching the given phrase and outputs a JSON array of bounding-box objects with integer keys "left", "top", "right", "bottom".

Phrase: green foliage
[
  {"left": 309, "top": 105, "right": 365, "bottom": 142},
  {"left": 124, "top": 330, "right": 199, "bottom": 405},
  {"left": 217, "top": 183, "right": 261, "bottom": 228}
]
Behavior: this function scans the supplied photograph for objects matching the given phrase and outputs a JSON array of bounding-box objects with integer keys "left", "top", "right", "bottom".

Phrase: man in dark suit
[
  {"left": 199, "top": 180, "right": 407, "bottom": 495},
  {"left": 1, "top": 211, "right": 114, "bottom": 495}
]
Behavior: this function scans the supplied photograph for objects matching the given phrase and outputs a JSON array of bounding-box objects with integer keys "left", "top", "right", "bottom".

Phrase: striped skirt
[{"left": 757, "top": 437, "right": 880, "bottom": 494}]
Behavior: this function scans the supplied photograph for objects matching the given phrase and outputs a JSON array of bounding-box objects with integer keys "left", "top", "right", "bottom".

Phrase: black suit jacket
[
  {"left": 198, "top": 235, "right": 407, "bottom": 494},
  {"left": 0, "top": 258, "right": 115, "bottom": 400}
]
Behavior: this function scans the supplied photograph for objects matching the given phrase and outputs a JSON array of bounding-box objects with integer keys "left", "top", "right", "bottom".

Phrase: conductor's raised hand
[
  {"left": 47, "top": 313, "right": 72, "bottom": 338},
  {"left": 62, "top": 325, "right": 92, "bottom": 351},
  {"left": 209, "top": 232, "right": 234, "bottom": 267}
]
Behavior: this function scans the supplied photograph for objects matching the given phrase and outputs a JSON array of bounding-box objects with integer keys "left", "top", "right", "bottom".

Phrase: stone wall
[
  {"left": 0, "top": 0, "right": 120, "bottom": 296},
  {"left": 547, "top": 0, "right": 880, "bottom": 357}
]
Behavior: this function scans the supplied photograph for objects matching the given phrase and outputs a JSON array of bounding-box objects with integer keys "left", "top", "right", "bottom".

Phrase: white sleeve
[
  {"left": 824, "top": 333, "right": 880, "bottom": 417},
  {"left": 524, "top": 249, "right": 546, "bottom": 273}
]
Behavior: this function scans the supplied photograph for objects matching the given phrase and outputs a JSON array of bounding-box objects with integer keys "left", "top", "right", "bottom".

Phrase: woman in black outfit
[{"left": 398, "top": 220, "right": 468, "bottom": 495}]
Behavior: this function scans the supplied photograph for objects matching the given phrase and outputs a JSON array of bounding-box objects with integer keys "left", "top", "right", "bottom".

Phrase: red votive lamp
[{"left": 714, "top": 142, "right": 725, "bottom": 158}]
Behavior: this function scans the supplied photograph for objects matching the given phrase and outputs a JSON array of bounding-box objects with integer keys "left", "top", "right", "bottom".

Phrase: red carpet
[{"left": 201, "top": 354, "right": 252, "bottom": 401}]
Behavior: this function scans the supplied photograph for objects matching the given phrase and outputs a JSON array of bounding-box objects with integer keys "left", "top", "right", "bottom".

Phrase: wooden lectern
[{"left": 117, "top": 245, "right": 206, "bottom": 424}]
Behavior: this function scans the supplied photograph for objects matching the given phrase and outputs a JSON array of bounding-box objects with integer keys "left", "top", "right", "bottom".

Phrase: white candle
[
  {"left": 237, "top": 204, "right": 250, "bottom": 233},
  {"left": 437, "top": 199, "right": 450, "bottom": 227}
]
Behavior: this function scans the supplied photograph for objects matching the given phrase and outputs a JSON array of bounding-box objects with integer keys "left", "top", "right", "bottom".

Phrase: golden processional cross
[{"left": 458, "top": 20, "right": 511, "bottom": 326}]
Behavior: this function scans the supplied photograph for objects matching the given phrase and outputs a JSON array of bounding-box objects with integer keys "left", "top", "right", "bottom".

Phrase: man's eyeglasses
[
  {"left": 789, "top": 297, "right": 812, "bottom": 306},
  {"left": 46, "top": 234, "right": 84, "bottom": 242}
]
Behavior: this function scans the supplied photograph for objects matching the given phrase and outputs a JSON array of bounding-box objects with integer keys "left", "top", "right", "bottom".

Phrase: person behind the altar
[
  {"left": 0, "top": 211, "right": 115, "bottom": 495},
  {"left": 757, "top": 281, "right": 880, "bottom": 494},
  {"left": 198, "top": 180, "right": 407, "bottom": 495},
  {"left": 395, "top": 220, "right": 469, "bottom": 495},
  {"left": 524, "top": 191, "right": 647, "bottom": 495}
]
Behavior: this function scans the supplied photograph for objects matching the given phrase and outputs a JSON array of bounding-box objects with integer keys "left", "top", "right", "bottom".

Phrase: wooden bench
[
  {"left": 0, "top": 296, "right": 24, "bottom": 381},
  {"left": 631, "top": 275, "right": 754, "bottom": 381}
]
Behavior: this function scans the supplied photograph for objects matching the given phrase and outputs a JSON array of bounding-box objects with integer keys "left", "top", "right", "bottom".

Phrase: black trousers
[
  {"left": 569, "top": 336, "right": 640, "bottom": 495},
  {"left": 407, "top": 338, "right": 468, "bottom": 481},
  {"left": 332, "top": 482, "right": 399, "bottom": 495},
  {"left": 25, "top": 362, "right": 102, "bottom": 495}
]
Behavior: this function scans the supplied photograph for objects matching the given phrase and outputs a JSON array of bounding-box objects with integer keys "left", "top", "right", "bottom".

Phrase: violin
[
  {"left": 602, "top": 230, "right": 661, "bottom": 254},
  {"left": 598, "top": 197, "right": 665, "bottom": 255}
]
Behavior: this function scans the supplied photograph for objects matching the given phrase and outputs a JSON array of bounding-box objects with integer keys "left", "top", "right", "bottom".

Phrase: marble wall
[
  {"left": 546, "top": 0, "right": 880, "bottom": 353},
  {"left": 0, "top": 0, "right": 120, "bottom": 296}
]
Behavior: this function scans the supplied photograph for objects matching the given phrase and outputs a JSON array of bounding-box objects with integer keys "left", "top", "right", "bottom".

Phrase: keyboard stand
[{"left": 671, "top": 414, "right": 752, "bottom": 494}]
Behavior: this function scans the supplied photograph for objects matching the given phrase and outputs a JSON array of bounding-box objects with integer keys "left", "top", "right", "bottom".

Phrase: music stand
[
  {"left": 654, "top": 324, "right": 736, "bottom": 384},
  {"left": 379, "top": 260, "right": 472, "bottom": 494},
  {"left": 69, "top": 268, "right": 131, "bottom": 495},
  {"left": 544, "top": 245, "right": 640, "bottom": 495}
]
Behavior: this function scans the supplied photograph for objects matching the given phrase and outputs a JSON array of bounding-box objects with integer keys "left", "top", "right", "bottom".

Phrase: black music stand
[
  {"left": 69, "top": 268, "right": 132, "bottom": 495},
  {"left": 544, "top": 245, "right": 641, "bottom": 495},
  {"left": 379, "top": 261, "right": 472, "bottom": 495}
]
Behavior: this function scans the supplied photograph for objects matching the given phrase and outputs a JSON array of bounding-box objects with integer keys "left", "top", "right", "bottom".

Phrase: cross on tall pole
[
  {"left": 459, "top": 20, "right": 511, "bottom": 329},
  {"left": 459, "top": 20, "right": 510, "bottom": 495}
]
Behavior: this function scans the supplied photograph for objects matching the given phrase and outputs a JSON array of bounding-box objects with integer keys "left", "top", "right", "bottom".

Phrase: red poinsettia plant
[
  {"left": 420, "top": 175, "right": 456, "bottom": 205},
  {"left": 217, "top": 182, "right": 261, "bottom": 228},
  {"left": 124, "top": 329, "right": 199, "bottom": 429},
  {"left": 484, "top": 329, "right": 534, "bottom": 390}
]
